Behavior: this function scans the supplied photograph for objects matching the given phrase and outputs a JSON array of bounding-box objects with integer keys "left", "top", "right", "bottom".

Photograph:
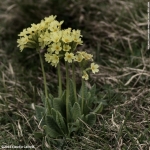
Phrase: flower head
[
  {"left": 72, "top": 29, "right": 83, "bottom": 44},
  {"left": 45, "top": 53, "right": 52, "bottom": 63},
  {"left": 50, "top": 42, "right": 62, "bottom": 54},
  {"left": 18, "top": 29, "right": 28, "bottom": 37},
  {"left": 49, "top": 20, "right": 63, "bottom": 32},
  {"left": 64, "top": 52, "right": 75, "bottom": 63},
  {"left": 38, "top": 20, "right": 47, "bottom": 31},
  {"left": 74, "top": 53, "right": 83, "bottom": 62},
  {"left": 62, "top": 28, "right": 73, "bottom": 43},
  {"left": 44, "top": 15, "right": 56, "bottom": 24},
  {"left": 17, "top": 36, "right": 29, "bottom": 51},
  {"left": 63, "top": 44, "right": 71, "bottom": 51},
  {"left": 76, "top": 51, "right": 93, "bottom": 61},
  {"left": 91, "top": 63, "right": 99, "bottom": 74},
  {"left": 51, "top": 54, "right": 59, "bottom": 65},
  {"left": 51, "top": 31, "right": 62, "bottom": 43},
  {"left": 82, "top": 71, "right": 89, "bottom": 80}
]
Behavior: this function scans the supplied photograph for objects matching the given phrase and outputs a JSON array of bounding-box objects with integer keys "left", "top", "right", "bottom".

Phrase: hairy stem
[
  {"left": 38, "top": 50, "right": 51, "bottom": 112},
  {"left": 38, "top": 51, "right": 48, "bottom": 99},
  {"left": 66, "top": 62, "right": 69, "bottom": 122},
  {"left": 72, "top": 63, "right": 77, "bottom": 102},
  {"left": 57, "top": 63, "right": 62, "bottom": 98},
  {"left": 81, "top": 77, "right": 84, "bottom": 113}
]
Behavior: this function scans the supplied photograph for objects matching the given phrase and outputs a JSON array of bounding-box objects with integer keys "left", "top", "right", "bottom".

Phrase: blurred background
[{"left": 0, "top": 0, "right": 149, "bottom": 149}]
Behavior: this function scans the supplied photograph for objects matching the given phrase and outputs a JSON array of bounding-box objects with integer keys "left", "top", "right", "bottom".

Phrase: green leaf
[
  {"left": 80, "top": 81, "right": 88, "bottom": 98},
  {"left": 51, "top": 108, "right": 57, "bottom": 121},
  {"left": 93, "top": 102, "right": 103, "bottom": 114},
  {"left": 68, "top": 121, "right": 80, "bottom": 133},
  {"left": 51, "top": 108, "right": 67, "bottom": 134},
  {"left": 52, "top": 98, "right": 65, "bottom": 117},
  {"left": 87, "top": 92, "right": 91, "bottom": 100},
  {"left": 85, "top": 113, "right": 96, "bottom": 126},
  {"left": 56, "top": 111, "right": 67, "bottom": 134},
  {"left": 72, "top": 102, "right": 81, "bottom": 120},
  {"left": 78, "top": 80, "right": 88, "bottom": 107},
  {"left": 43, "top": 125, "right": 62, "bottom": 138},
  {"left": 68, "top": 101, "right": 73, "bottom": 122},
  {"left": 46, "top": 115, "right": 62, "bottom": 135},
  {"left": 69, "top": 79, "right": 76, "bottom": 105},
  {"left": 89, "top": 84, "right": 97, "bottom": 104},
  {"left": 84, "top": 92, "right": 92, "bottom": 113},
  {"left": 39, "top": 91, "right": 46, "bottom": 106},
  {"left": 90, "top": 84, "right": 96, "bottom": 97},
  {"left": 35, "top": 105, "right": 45, "bottom": 126},
  {"left": 49, "top": 93, "right": 54, "bottom": 101}
]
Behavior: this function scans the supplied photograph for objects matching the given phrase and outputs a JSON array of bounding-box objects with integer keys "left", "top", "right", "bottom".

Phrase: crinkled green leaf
[
  {"left": 72, "top": 102, "right": 81, "bottom": 120},
  {"left": 43, "top": 125, "right": 62, "bottom": 138},
  {"left": 56, "top": 111, "right": 67, "bottom": 134},
  {"left": 46, "top": 115, "right": 62, "bottom": 134},
  {"left": 52, "top": 98, "right": 65, "bottom": 117},
  {"left": 85, "top": 113, "right": 96, "bottom": 126}
]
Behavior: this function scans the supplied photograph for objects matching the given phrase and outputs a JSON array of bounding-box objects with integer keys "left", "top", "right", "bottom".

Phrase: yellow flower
[
  {"left": 31, "top": 23, "right": 40, "bottom": 31},
  {"left": 18, "top": 29, "right": 28, "bottom": 37},
  {"left": 77, "top": 51, "right": 93, "bottom": 60},
  {"left": 62, "top": 28, "right": 72, "bottom": 43},
  {"left": 64, "top": 52, "right": 75, "bottom": 63},
  {"left": 26, "top": 27, "right": 34, "bottom": 34},
  {"left": 75, "top": 38, "right": 83, "bottom": 45},
  {"left": 74, "top": 53, "right": 83, "bottom": 62},
  {"left": 72, "top": 29, "right": 82, "bottom": 36},
  {"left": 63, "top": 28, "right": 72, "bottom": 34},
  {"left": 20, "top": 36, "right": 28, "bottom": 44},
  {"left": 91, "top": 63, "right": 99, "bottom": 74},
  {"left": 72, "top": 29, "right": 83, "bottom": 44},
  {"left": 51, "top": 62, "right": 57, "bottom": 67},
  {"left": 51, "top": 31, "right": 62, "bottom": 43},
  {"left": 38, "top": 34, "right": 45, "bottom": 48},
  {"left": 63, "top": 44, "right": 71, "bottom": 51},
  {"left": 51, "top": 42, "right": 62, "bottom": 54},
  {"left": 82, "top": 71, "right": 89, "bottom": 80},
  {"left": 44, "top": 15, "right": 56, "bottom": 24},
  {"left": 49, "top": 20, "right": 63, "bottom": 32},
  {"left": 39, "top": 20, "right": 47, "bottom": 31},
  {"left": 43, "top": 31, "right": 52, "bottom": 46},
  {"left": 51, "top": 54, "right": 59, "bottom": 66},
  {"left": 83, "top": 52, "right": 93, "bottom": 60},
  {"left": 62, "top": 34, "right": 72, "bottom": 43},
  {"left": 45, "top": 53, "right": 52, "bottom": 63},
  {"left": 17, "top": 36, "right": 29, "bottom": 51}
]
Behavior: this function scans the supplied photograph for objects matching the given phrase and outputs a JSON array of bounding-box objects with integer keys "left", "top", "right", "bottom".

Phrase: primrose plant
[{"left": 17, "top": 15, "right": 103, "bottom": 139}]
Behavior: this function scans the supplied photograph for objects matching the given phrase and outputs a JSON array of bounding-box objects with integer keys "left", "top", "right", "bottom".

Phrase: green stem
[
  {"left": 72, "top": 63, "right": 77, "bottom": 102},
  {"left": 81, "top": 65, "right": 84, "bottom": 114},
  {"left": 57, "top": 63, "right": 62, "bottom": 98},
  {"left": 38, "top": 50, "right": 51, "bottom": 113},
  {"left": 81, "top": 77, "right": 84, "bottom": 114},
  {"left": 66, "top": 62, "right": 69, "bottom": 122},
  {"left": 38, "top": 51, "right": 48, "bottom": 99}
]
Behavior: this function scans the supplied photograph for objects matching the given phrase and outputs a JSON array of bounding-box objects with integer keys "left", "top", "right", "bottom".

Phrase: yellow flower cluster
[
  {"left": 17, "top": 15, "right": 99, "bottom": 80},
  {"left": 43, "top": 27, "right": 83, "bottom": 66},
  {"left": 17, "top": 15, "right": 58, "bottom": 51}
]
